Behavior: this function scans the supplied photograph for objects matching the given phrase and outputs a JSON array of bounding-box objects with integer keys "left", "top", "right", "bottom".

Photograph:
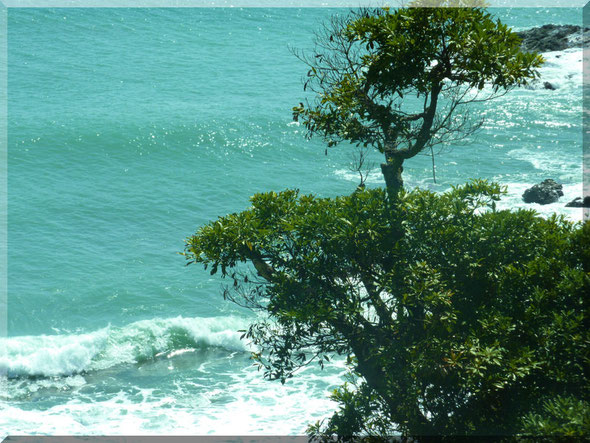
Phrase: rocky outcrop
[
  {"left": 522, "top": 179, "right": 564, "bottom": 205},
  {"left": 517, "top": 24, "right": 590, "bottom": 53},
  {"left": 565, "top": 196, "right": 590, "bottom": 208}
]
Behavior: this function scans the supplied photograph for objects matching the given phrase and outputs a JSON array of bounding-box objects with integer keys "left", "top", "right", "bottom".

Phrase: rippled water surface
[{"left": 4, "top": 7, "right": 584, "bottom": 435}]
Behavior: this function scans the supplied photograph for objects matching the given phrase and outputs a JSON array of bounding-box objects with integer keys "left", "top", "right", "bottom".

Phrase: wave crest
[{"left": 1, "top": 316, "right": 250, "bottom": 378}]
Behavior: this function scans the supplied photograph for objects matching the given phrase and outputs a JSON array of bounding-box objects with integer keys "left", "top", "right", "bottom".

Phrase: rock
[
  {"left": 543, "top": 81, "right": 556, "bottom": 90},
  {"left": 516, "top": 24, "right": 590, "bottom": 53},
  {"left": 522, "top": 179, "right": 564, "bottom": 205},
  {"left": 565, "top": 196, "right": 590, "bottom": 208}
]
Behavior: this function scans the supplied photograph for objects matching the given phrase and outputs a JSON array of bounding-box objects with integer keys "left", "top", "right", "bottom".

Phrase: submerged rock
[
  {"left": 517, "top": 24, "right": 590, "bottom": 53},
  {"left": 565, "top": 196, "right": 590, "bottom": 208},
  {"left": 543, "top": 81, "right": 556, "bottom": 90},
  {"left": 522, "top": 179, "right": 564, "bottom": 205}
]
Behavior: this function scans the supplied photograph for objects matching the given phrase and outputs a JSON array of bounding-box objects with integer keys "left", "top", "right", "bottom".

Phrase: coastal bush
[{"left": 185, "top": 181, "right": 589, "bottom": 438}]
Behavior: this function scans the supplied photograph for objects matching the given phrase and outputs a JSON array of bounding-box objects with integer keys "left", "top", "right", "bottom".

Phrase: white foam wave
[
  {"left": 507, "top": 147, "right": 581, "bottom": 181},
  {"left": 495, "top": 181, "right": 584, "bottom": 222},
  {"left": 0, "top": 356, "right": 348, "bottom": 437},
  {"left": 334, "top": 168, "right": 384, "bottom": 185},
  {"left": 1, "top": 328, "right": 110, "bottom": 378},
  {"left": 1, "top": 316, "right": 251, "bottom": 378},
  {"left": 529, "top": 48, "right": 583, "bottom": 92}
]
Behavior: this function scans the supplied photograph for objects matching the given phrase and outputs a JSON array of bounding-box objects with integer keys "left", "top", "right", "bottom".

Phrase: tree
[
  {"left": 185, "top": 182, "right": 589, "bottom": 437},
  {"left": 184, "top": 6, "right": 587, "bottom": 438},
  {"left": 292, "top": 6, "right": 543, "bottom": 197}
]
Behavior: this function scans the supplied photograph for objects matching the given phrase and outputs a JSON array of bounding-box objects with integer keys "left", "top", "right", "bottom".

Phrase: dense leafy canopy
[{"left": 185, "top": 182, "right": 589, "bottom": 437}]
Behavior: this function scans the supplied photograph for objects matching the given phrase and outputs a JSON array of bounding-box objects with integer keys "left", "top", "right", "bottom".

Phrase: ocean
[{"left": 2, "top": 7, "right": 584, "bottom": 435}]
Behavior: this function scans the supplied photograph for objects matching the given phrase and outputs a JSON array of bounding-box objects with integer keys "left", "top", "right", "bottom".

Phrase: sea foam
[{"left": 1, "top": 316, "right": 251, "bottom": 378}]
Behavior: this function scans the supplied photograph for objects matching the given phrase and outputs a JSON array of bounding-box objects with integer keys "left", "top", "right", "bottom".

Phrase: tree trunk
[
  {"left": 380, "top": 81, "right": 442, "bottom": 200},
  {"left": 334, "top": 315, "right": 436, "bottom": 437},
  {"left": 381, "top": 156, "right": 404, "bottom": 200}
]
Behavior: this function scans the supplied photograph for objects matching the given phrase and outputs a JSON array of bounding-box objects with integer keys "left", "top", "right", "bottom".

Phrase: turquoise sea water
[{"left": 3, "top": 7, "right": 584, "bottom": 435}]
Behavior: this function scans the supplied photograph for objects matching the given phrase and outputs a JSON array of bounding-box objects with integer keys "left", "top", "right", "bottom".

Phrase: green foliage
[
  {"left": 293, "top": 7, "right": 543, "bottom": 157},
  {"left": 348, "top": 8, "right": 539, "bottom": 94},
  {"left": 293, "top": 7, "right": 543, "bottom": 197},
  {"left": 185, "top": 181, "right": 588, "bottom": 437},
  {"left": 520, "top": 396, "right": 590, "bottom": 437}
]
